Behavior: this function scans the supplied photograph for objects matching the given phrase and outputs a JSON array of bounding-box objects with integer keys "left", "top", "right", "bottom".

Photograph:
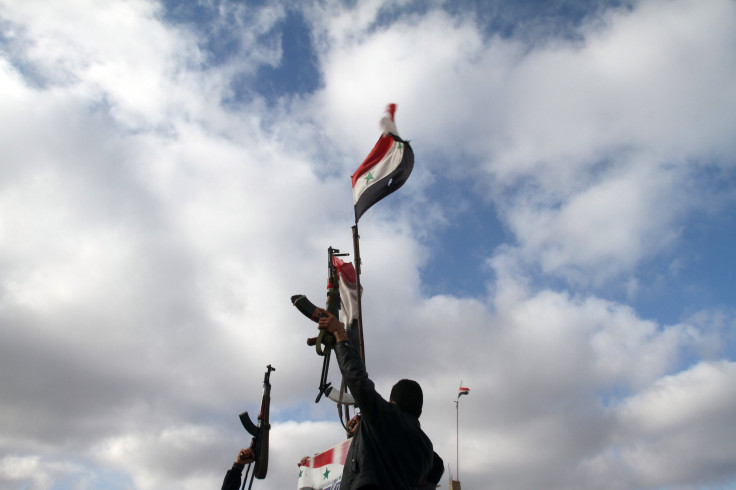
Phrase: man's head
[{"left": 389, "top": 379, "right": 423, "bottom": 418}]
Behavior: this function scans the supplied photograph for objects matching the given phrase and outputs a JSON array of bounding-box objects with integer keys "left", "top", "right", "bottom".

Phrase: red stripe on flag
[
  {"left": 306, "top": 439, "right": 352, "bottom": 468},
  {"left": 332, "top": 256, "right": 356, "bottom": 284},
  {"left": 309, "top": 447, "right": 335, "bottom": 469}
]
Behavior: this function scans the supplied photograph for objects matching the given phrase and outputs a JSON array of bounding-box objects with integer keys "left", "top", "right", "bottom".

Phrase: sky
[{"left": 1, "top": 0, "right": 735, "bottom": 488}]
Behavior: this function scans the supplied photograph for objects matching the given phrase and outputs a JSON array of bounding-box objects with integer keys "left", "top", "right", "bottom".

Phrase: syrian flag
[
  {"left": 333, "top": 256, "right": 359, "bottom": 332},
  {"left": 351, "top": 103, "right": 414, "bottom": 223},
  {"left": 459, "top": 386, "right": 470, "bottom": 397},
  {"left": 297, "top": 439, "right": 352, "bottom": 490}
]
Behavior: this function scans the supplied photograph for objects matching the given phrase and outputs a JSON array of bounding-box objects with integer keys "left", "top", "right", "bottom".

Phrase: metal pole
[
  {"left": 455, "top": 397, "right": 460, "bottom": 482},
  {"left": 455, "top": 380, "right": 463, "bottom": 482},
  {"left": 351, "top": 224, "right": 366, "bottom": 363}
]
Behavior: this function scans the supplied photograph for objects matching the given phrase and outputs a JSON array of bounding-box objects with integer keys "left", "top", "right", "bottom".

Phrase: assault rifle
[
  {"left": 291, "top": 247, "right": 348, "bottom": 403},
  {"left": 239, "top": 364, "right": 275, "bottom": 489}
]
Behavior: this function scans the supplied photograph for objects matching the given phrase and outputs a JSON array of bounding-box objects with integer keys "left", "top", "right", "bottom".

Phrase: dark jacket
[
  {"left": 335, "top": 340, "right": 434, "bottom": 489},
  {"left": 221, "top": 463, "right": 244, "bottom": 490},
  {"left": 416, "top": 451, "right": 444, "bottom": 489}
]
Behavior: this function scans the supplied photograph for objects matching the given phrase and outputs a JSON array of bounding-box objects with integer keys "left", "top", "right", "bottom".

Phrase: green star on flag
[
  {"left": 323, "top": 468, "right": 330, "bottom": 479},
  {"left": 364, "top": 171, "right": 374, "bottom": 184}
]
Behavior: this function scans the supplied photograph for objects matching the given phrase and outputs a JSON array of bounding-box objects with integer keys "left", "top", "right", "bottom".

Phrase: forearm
[
  {"left": 221, "top": 467, "right": 243, "bottom": 490},
  {"left": 332, "top": 327, "right": 348, "bottom": 342},
  {"left": 335, "top": 340, "right": 378, "bottom": 417}
]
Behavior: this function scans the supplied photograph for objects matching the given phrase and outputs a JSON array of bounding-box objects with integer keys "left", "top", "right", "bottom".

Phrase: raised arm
[{"left": 317, "top": 309, "right": 384, "bottom": 421}]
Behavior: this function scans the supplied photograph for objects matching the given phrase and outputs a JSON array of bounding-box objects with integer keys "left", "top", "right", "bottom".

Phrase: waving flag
[
  {"left": 333, "top": 256, "right": 359, "bottom": 333},
  {"left": 297, "top": 439, "right": 352, "bottom": 490},
  {"left": 351, "top": 104, "right": 414, "bottom": 223},
  {"left": 459, "top": 386, "right": 470, "bottom": 397}
]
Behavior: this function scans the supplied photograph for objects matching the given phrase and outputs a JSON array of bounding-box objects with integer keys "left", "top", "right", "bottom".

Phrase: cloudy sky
[{"left": 1, "top": 0, "right": 735, "bottom": 488}]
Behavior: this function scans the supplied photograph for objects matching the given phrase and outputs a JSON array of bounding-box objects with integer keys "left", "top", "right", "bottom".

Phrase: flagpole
[
  {"left": 456, "top": 386, "right": 460, "bottom": 483},
  {"left": 455, "top": 399, "right": 459, "bottom": 482},
  {"left": 455, "top": 402, "right": 460, "bottom": 481},
  {"left": 351, "top": 224, "right": 366, "bottom": 363}
]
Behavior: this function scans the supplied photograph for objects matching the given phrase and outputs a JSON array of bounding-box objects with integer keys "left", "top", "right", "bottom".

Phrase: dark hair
[{"left": 389, "top": 379, "right": 423, "bottom": 418}]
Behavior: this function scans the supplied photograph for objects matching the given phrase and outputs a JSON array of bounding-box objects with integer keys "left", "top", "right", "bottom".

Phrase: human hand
[
  {"left": 346, "top": 414, "right": 361, "bottom": 437},
  {"left": 316, "top": 308, "right": 348, "bottom": 342},
  {"left": 236, "top": 448, "right": 255, "bottom": 465},
  {"left": 297, "top": 456, "right": 311, "bottom": 467}
]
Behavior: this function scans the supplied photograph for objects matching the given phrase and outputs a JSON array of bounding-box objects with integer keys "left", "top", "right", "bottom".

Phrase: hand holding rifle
[
  {"left": 235, "top": 448, "right": 255, "bottom": 466},
  {"left": 238, "top": 364, "right": 275, "bottom": 489},
  {"left": 316, "top": 308, "right": 348, "bottom": 342}
]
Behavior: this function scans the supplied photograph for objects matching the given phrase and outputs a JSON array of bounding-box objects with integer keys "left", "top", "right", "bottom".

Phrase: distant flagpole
[
  {"left": 455, "top": 396, "right": 460, "bottom": 483},
  {"left": 456, "top": 382, "right": 470, "bottom": 484}
]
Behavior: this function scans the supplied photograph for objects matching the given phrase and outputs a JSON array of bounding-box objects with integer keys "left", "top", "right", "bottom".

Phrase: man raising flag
[{"left": 351, "top": 104, "right": 414, "bottom": 223}]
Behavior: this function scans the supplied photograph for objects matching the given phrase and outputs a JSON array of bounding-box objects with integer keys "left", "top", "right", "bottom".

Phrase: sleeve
[
  {"left": 220, "top": 465, "right": 244, "bottom": 490},
  {"left": 426, "top": 452, "right": 444, "bottom": 484},
  {"left": 334, "top": 340, "right": 387, "bottom": 422}
]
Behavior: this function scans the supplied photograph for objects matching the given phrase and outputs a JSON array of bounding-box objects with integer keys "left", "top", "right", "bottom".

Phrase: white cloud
[
  {"left": 401, "top": 279, "right": 733, "bottom": 489},
  {"left": 490, "top": 0, "right": 736, "bottom": 283},
  {"left": 615, "top": 361, "right": 736, "bottom": 487},
  {"left": 505, "top": 158, "right": 688, "bottom": 283},
  {"left": 94, "top": 424, "right": 236, "bottom": 490},
  {"left": 308, "top": 0, "right": 736, "bottom": 284},
  {"left": 0, "top": 454, "right": 101, "bottom": 490}
]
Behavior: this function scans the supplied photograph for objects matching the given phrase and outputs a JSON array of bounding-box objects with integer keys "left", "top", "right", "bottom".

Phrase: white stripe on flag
[{"left": 352, "top": 139, "right": 405, "bottom": 205}]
